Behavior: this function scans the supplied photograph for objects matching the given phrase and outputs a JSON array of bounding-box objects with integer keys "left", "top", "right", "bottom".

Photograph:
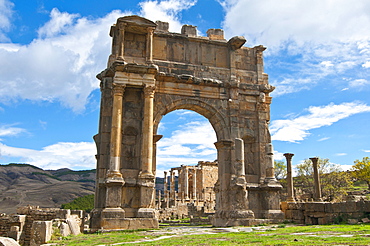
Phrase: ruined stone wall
[
  {"left": 0, "top": 207, "right": 84, "bottom": 246},
  {"left": 0, "top": 215, "right": 12, "bottom": 237},
  {"left": 198, "top": 162, "right": 218, "bottom": 201},
  {"left": 282, "top": 201, "right": 370, "bottom": 225}
]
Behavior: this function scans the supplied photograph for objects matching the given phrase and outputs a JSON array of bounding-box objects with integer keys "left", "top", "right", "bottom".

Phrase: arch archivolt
[{"left": 153, "top": 94, "right": 230, "bottom": 141}]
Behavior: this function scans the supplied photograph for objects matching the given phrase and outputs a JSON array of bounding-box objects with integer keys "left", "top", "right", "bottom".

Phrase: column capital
[
  {"left": 112, "top": 83, "right": 126, "bottom": 95},
  {"left": 147, "top": 26, "right": 155, "bottom": 33},
  {"left": 118, "top": 22, "right": 127, "bottom": 30},
  {"left": 214, "top": 139, "right": 233, "bottom": 150},
  {"left": 266, "top": 143, "right": 273, "bottom": 155},
  {"left": 143, "top": 85, "right": 155, "bottom": 97},
  {"left": 283, "top": 153, "right": 294, "bottom": 160},
  {"left": 309, "top": 157, "right": 319, "bottom": 163}
]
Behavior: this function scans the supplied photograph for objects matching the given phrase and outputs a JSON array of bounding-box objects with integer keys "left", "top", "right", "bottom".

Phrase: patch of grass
[
  {"left": 50, "top": 224, "right": 370, "bottom": 246},
  {"left": 49, "top": 229, "right": 160, "bottom": 246}
]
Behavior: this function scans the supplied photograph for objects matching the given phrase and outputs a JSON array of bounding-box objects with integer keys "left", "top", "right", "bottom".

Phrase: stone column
[
  {"left": 255, "top": 45, "right": 266, "bottom": 84},
  {"left": 170, "top": 170, "right": 175, "bottom": 202},
  {"left": 235, "top": 138, "right": 246, "bottom": 184},
  {"left": 284, "top": 153, "right": 295, "bottom": 202},
  {"left": 265, "top": 143, "right": 277, "bottom": 183},
  {"left": 212, "top": 140, "right": 254, "bottom": 227},
  {"left": 117, "top": 22, "right": 126, "bottom": 61},
  {"left": 184, "top": 168, "right": 189, "bottom": 200},
  {"left": 192, "top": 169, "right": 197, "bottom": 201},
  {"left": 157, "top": 190, "right": 161, "bottom": 209},
  {"left": 163, "top": 171, "right": 168, "bottom": 208},
  {"left": 310, "top": 157, "right": 323, "bottom": 202},
  {"left": 101, "top": 83, "right": 125, "bottom": 221},
  {"left": 146, "top": 27, "right": 154, "bottom": 64},
  {"left": 140, "top": 85, "right": 155, "bottom": 178},
  {"left": 107, "top": 84, "right": 125, "bottom": 181}
]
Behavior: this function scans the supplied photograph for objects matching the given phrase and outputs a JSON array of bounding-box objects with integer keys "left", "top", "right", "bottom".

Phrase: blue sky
[{"left": 0, "top": 0, "right": 369, "bottom": 175}]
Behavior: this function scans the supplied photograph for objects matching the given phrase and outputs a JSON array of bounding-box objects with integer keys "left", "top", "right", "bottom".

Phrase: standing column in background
[
  {"left": 310, "top": 157, "right": 323, "bottom": 202},
  {"left": 284, "top": 153, "right": 295, "bottom": 202}
]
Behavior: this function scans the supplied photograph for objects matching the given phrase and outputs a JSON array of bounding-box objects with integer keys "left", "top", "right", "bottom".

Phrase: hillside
[{"left": 0, "top": 164, "right": 95, "bottom": 214}]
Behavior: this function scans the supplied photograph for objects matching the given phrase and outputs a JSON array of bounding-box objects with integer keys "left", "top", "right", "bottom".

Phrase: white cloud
[
  {"left": 0, "top": 124, "right": 26, "bottom": 138},
  {"left": 363, "top": 150, "right": 370, "bottom": 153},
  {"left": 339, "top": 164, "right": 353, "bottom": 171},
  {"left": 139, "top": 0, "right": 197, "bottom": 32},
  {"left": 0, "top": 1, "right": 200, "bottom": 112},
  {"left": 221, "top": 1, "right": 370, "bottom": 97},
  {"left": 349, "top": 79, "right": 370, "bottom": 88},
  {"left": 321, "top": 61, "right": 334, "bottom": 67},
  {"left": 0, "top": 141, "right": 96, "bottom": 170},
  {"left": 0, "top": 0, "right": 13, "bottom": 42},
  {"left": 271, "top": 78, "right": 313, "bottom": 97},
  {"left": 335, "top": 153, "right": 347, "bottom": 156},
  {"left": 0, "top": 9, "right": 129, "bottom": 112},
  {"left": 157, "top": 120, "right": 217, "bottom": 169},
  {"left": 37, "top": 8, "right": 79, "bottom": 38},
  {"left": 318, "top": 137, "right": 330, "bottom": 142},
  {"left": 363, "top": 61, "right": 370, "bottom": 68},
  {"left": 270, "top": 101, "right": 370, "bottom": 142},
  {"left": 221, "top": 0, "right": 370, "bottom": 48},
  {"left": 273, "top": 150, "right": 285, "bottom": 161}
]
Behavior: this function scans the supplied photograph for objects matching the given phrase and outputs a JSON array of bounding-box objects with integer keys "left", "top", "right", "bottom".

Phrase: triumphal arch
[{"left": 90, "top": 15, "right": 283, "bottom": 231}]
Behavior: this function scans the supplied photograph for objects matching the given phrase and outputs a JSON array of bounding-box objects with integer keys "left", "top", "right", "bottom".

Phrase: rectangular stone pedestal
[
  {"left": 100, "top": 218, "right": 159, "bottom": 231},
  {"left": 90, "top": 208, "right": 159, "bottom": 232}
]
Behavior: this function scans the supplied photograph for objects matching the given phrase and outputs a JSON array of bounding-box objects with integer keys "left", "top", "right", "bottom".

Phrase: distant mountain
[
  {"left": 0, "top": 163, "right": 174, "bottom": 214},
  {"left": 0, "top": 163, "right": 95, "bottom": 214}
]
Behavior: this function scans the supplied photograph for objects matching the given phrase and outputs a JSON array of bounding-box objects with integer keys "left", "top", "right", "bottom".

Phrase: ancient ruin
[
  {"left": 0, "top": 206, "right": 85, "bottom": 246},
  {"left": 157, "top": 161, "right": 218, "bottom": 220},
  {"left": 91, "top": 15, "right": 284, "bottom": 231}
]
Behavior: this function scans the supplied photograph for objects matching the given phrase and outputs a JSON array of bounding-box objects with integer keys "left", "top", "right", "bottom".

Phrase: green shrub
[{"left": 61, "top": 194, "right": 94, "bottom": 212}]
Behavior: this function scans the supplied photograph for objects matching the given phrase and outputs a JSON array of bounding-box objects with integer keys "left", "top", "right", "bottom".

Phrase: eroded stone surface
[{"left": 91, "top": 15, "right": 283, "bottom": 231}]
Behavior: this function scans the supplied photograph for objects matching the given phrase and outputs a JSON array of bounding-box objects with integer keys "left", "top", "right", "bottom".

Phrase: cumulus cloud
[
  {"left": 0, "top": 8, "right": 129, "bottom": 112},
  {"left": 270, "top": 101, "right": 370, "bottom": 142},
  {"left": 221, "top": 1, "right": 370, "bottom": 97},
  {"left": 221, "top": 0, "right": 370, "bottom": 47},
  {"left": 0, "top": 0, "right": 200, "bottom": 112},
  {"left": 0, "top": 141, "right": 96, "bottom": 170},
  {"left": 139, "top": 0, "right": 197, "bottom": 32},
  {"left": 157, "top": 120, "right": 217, "bottom": 169},
  {"left": 37, "top": 8, "right": 79, "bottom": 38}
]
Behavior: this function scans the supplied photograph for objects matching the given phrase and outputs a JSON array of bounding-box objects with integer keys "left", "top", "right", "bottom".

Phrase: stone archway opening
[
  {"left": 156, "top": 109, "right": 217, "bottom": 171},
  {"left": 155, "top": 109, "right": 218, "bottom": 219}
]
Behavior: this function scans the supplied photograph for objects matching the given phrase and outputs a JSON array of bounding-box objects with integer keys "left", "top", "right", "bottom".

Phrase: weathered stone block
[
  {"left": 0, "top": 237, "right": 20, "bottom": 246},
  {"left": 304, "top": 202, "right": 325, "bottom": 212},
  {"left": 30, "top": 221, "right": 52, "bottom": 246}
]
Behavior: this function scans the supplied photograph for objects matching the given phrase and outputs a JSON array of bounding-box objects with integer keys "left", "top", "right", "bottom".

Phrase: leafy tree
[
  {"left": 321, "top": 171, "right": 353, "bottom": 201},
  {"left": 351, "top": 157, "right": 370, "bottom": 190},
  {"left": 294, "top": 157, "right": 352, "bottom": 202},
  {"left": 274, "top": 160, "right": 287, "bottom": 180},
  {"left": 61, "top": 194, "right": 94, "bottom": 212}
]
